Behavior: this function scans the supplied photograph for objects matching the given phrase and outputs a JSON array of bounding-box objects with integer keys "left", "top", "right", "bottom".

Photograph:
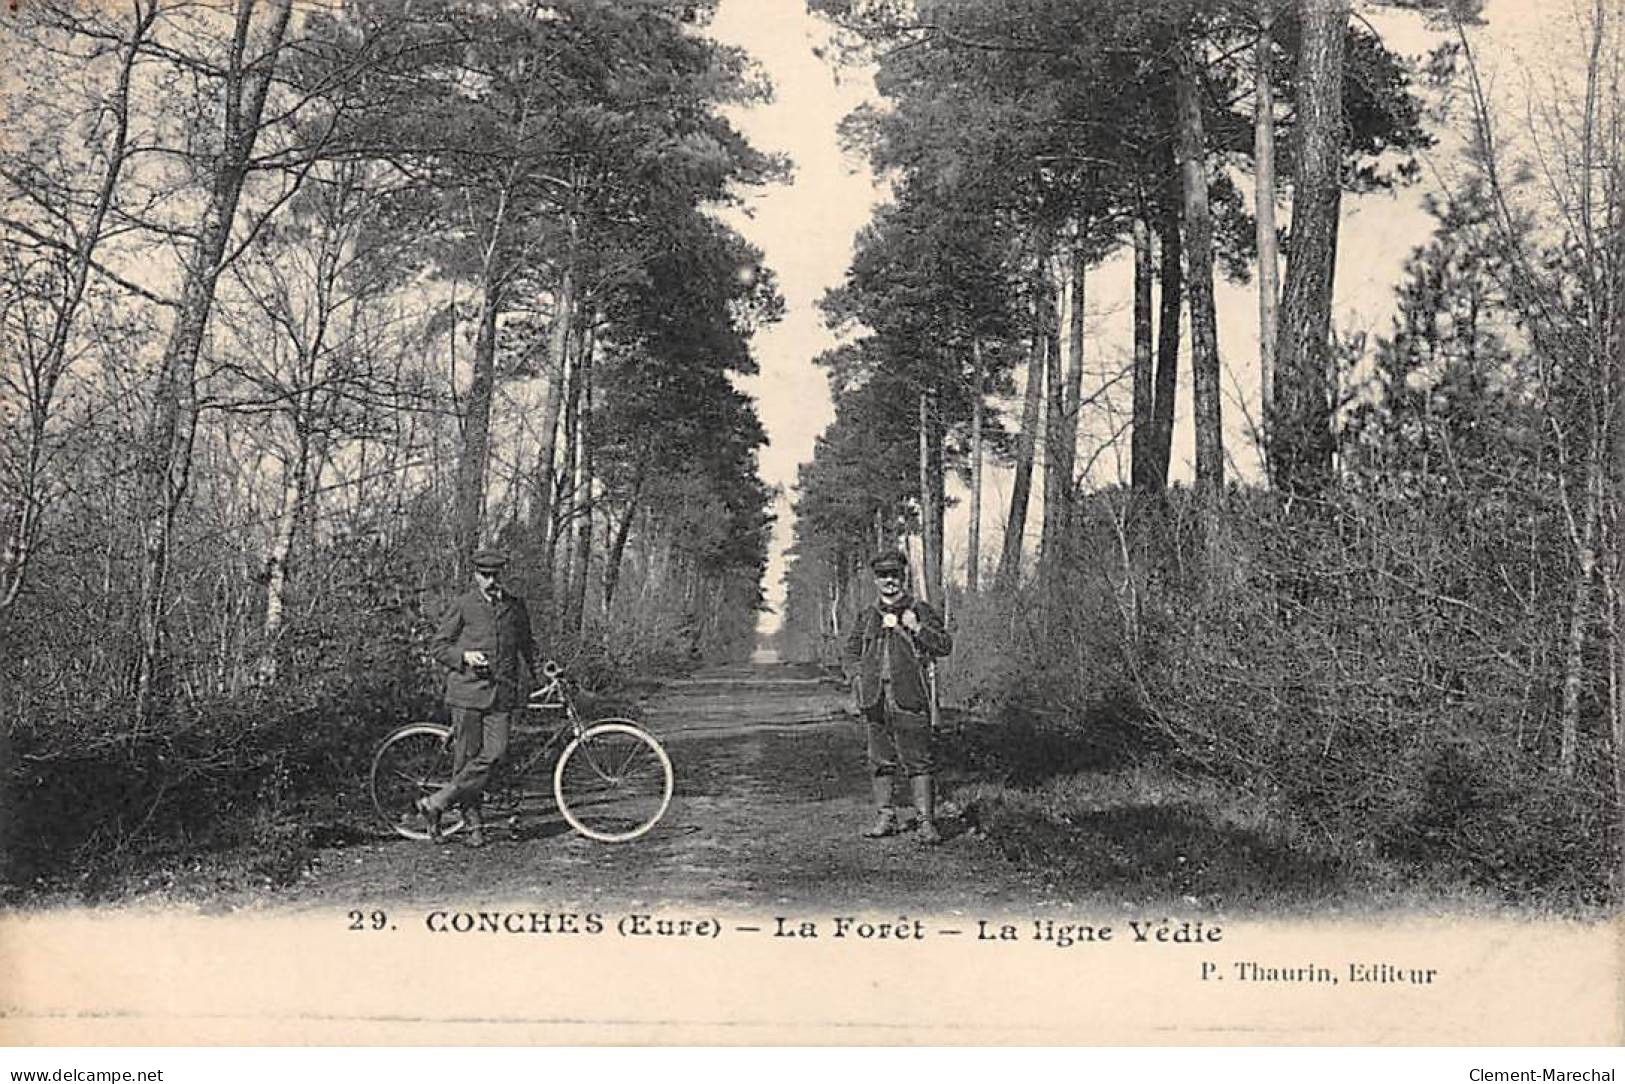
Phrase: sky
[
  {"left": 704, "top": 0, "right": 1566, "bottom": 629},
  {"left": 708, "top": 0, "right": 879, "bottom": 625}
]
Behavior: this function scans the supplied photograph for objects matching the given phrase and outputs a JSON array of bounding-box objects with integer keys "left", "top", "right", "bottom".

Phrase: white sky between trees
[{"left": 707, "top": 0, "right": 1561, "bottom": 630}]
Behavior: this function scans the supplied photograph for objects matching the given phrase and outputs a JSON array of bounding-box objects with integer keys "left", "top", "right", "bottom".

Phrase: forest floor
[
  {"left": 270, "top": 653, "right": 1056, "bottom": 916},
  {"left": 204, "top": 650, "right": 1488, "bottom": 920},
  {"left": 5, "top": 653, "right": 1524, "bottom": 918}
]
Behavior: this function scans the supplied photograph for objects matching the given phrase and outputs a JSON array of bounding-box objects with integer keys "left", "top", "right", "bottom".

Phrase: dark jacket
[
  {"left": 843, "top": 593, "right": 951, "bottom": 713},
  {"left": 431, "top": 586, "right": 537, "bottom": 710}
]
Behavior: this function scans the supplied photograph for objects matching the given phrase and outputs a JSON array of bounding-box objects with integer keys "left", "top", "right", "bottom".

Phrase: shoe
[
  {"left": 862, "top": 775, "right": 900, "bottom": 838},
  {"left": 415, "top": 797, "right": 445, "bottom": 844},
  {"left": 861, "top": 807, "right": 900, "bottom": 838},
  {"left": 465, "top": 807, "right": 486, "bottom": 849},
  {"left": 911, "top": 776, "right": 942, "bottom": 846}
]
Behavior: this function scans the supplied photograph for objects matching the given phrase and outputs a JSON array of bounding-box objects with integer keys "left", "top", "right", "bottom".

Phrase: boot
[
  {"left": 415, "top": 797, "right": 445, "bottom": 844},
  {"left": 911, "top": 775, "right": 942, "bottom": 845},
  {"left": 464, "top": 805, "right": 486, "bottom": 849},
  {"left": 861, "top": 775, "right": 900, "bottom": 838}
]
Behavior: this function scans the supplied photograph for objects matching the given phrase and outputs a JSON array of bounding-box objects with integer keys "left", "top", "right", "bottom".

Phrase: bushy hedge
[
  {"left": 4, "top": 673, "right": 433, "bottom": 898},
  {"left": 1, "top": 508, "right": 737, "bottom": 899},
  {"left": 944, "top": 486, "right": 1618, "bottom": 907}
]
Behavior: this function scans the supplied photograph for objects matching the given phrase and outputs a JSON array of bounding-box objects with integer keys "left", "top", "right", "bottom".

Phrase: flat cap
[
  {"left": 471, "top": 547, "right": 509, "bottom": 571},
  {"left": 870, "top": 550, "right": 908, "bottom": 573}
]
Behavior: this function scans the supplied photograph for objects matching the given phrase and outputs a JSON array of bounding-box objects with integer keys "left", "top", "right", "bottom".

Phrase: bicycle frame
[
  {"left": 523, "top": 670, "right": 585, "bottom": 727},
  {"left": 485, "top": 670, "right": 588, "bottom": 800}
]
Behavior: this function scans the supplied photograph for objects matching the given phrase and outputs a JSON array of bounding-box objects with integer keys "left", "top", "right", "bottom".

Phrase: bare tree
[
  {"left": 0, "top": 1, "right": 159, "bottom": 614},
  {"left": 215, "top": 159, "right": 411, "bottom": 681},
  {"left": 135, "top": 0, "right": 297, "bottom": 725},
  {"left": 1456, "top": 0, "right": 1622, "bottom": 784}
]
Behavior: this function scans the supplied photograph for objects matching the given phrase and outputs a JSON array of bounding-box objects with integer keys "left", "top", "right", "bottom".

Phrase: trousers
[
  {"left": 431, "top": 707, "right": 510, "bottom": 811},
  {"left": 863, "top": 685, "right": 933, "bottom": 778}
]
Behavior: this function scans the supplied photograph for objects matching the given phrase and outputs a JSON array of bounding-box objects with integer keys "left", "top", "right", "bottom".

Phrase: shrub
[{"left": 945, "top": 485, "right": 1618, "bottom": 906}]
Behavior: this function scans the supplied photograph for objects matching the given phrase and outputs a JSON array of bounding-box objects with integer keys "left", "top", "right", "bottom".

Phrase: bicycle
[{"left": 369, "top": 660, "right": 674, "bottom": 843}]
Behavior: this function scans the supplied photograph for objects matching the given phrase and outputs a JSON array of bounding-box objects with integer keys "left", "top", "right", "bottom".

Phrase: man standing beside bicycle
[
  {"left": 844, "top": 549, "right": 953, "bottom": 844},
  {"left": 418, "top": 547, "right": 537, "bottom": 848}
]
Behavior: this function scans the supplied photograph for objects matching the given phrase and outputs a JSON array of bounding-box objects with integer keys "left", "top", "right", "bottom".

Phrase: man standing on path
[
  {"left": 844, "top": 549, "right": 953, "bottom": 844},
  {"left": 418, "top": 548, "right": 537, "bottom": 847}
]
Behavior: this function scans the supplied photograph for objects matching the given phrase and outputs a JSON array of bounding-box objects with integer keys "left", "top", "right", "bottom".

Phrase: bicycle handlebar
[{"left": 528, "top": 661, "right": 568, "bottom": 706}]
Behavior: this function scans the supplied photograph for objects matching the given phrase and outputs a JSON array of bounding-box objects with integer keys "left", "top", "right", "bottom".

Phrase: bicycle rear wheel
[
  {"left": 553, "top": 720, "right": 673, "bottom": 842},
  {"left": 370, "top": 723, "right": 464, "bottom": 840}
]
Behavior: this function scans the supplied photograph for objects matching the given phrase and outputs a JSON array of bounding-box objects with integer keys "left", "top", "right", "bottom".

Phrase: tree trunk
[
  {"left": 453, "top": 277, "right": 501, "bottom": 568},
  {"left": 997, "top": 277, "right": 1049, "bottom": 591},
  {"left": 1272, "top": 0, "right": 1347, "bottom": 499},
  {"left": 1063, "top": 247, "right": 1086, "bottom": 499},
  {"left": 1256, "top": 9, "right": 1281, "bottom": 446},
  {"left": 832, "top": 555, "right": 845, "bottom": 640},
  {"left": 917, "top": 387, "right": 943, "bottom": 606},
  {"left": 929, "top": 390, "right": 944, "bottom": 603},
  {"left": 565, "top": 333, "right": 594, "bottom": 638},
  {"left": 1040, "top": 255, "right": 1072, "bottom": 587},
  {"left": 1150, "top": 201, "right": 1183, "bottom": 492},
  {"left": 555, "top": 331, "right": 582, "bottom": 598},
  {"left": 966, "top": 338, "right": 986, "bottom": 592},
  {"left": 258, "top": 420, "right": 317, "bottom": 682},
  {"left": 601, "top": 465, "right": 645, "bottom": 614},
  {"left": 1176, "top": 40, "right": 1225, "bottom": 529},
  {"left": 1560, "top": 439, "right": 1605, "bottom": 777},
  {"left": 1611, "top": 201, "right": 1625, "bottom": 861},
  {"left": 0, "top": 450, "right": 42, "bottom": 613},
  {"left": 529, "top": 219, "right": 577, "bottom": 599},
  {"left": 918, "top": 390, "right": 930, "bottom": 602},
  {"left": 1131, "top": 216, "right": 1156, "bottom": 494},
  {"left": 135, "top": 0, "right": 295, "bottom": 727}
]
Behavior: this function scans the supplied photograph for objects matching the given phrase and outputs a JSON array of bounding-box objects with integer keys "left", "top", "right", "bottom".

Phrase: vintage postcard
[{"left": 1, "top": 0, "right": 1621, "bottom": 1048}]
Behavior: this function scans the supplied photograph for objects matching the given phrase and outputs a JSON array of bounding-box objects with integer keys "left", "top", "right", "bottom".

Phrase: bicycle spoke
[
  {"left": 613, "top": 740, "right": 645, "bottom": 779},
  {"left": 554, "top": 723, "right": 672, "bottom": 842},
  {"left": 370, "top": 725, "right": 460, "bottom": 841}
]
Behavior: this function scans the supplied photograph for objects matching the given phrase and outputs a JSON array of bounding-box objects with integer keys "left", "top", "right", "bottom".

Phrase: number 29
[{"left": 348, "top": 909, "right": 389, "bottom": 931}]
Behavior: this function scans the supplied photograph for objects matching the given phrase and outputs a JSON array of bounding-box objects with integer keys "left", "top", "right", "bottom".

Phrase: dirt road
[{"left": 286, "top": 653, "right": 1049, "bottom": 914}]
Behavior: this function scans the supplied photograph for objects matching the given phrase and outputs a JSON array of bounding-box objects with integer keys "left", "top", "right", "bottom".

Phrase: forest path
[{"left": 279, "top": 652, "right": 1052, "bottom": 915}]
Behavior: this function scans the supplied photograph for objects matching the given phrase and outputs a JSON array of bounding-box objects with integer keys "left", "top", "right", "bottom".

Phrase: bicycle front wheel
[
  {"left": 553, "top": 720, "right": 673, "bottom": 842},
  {"left": 370, "top": 722, "right": 463, "bottom": 841}
]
